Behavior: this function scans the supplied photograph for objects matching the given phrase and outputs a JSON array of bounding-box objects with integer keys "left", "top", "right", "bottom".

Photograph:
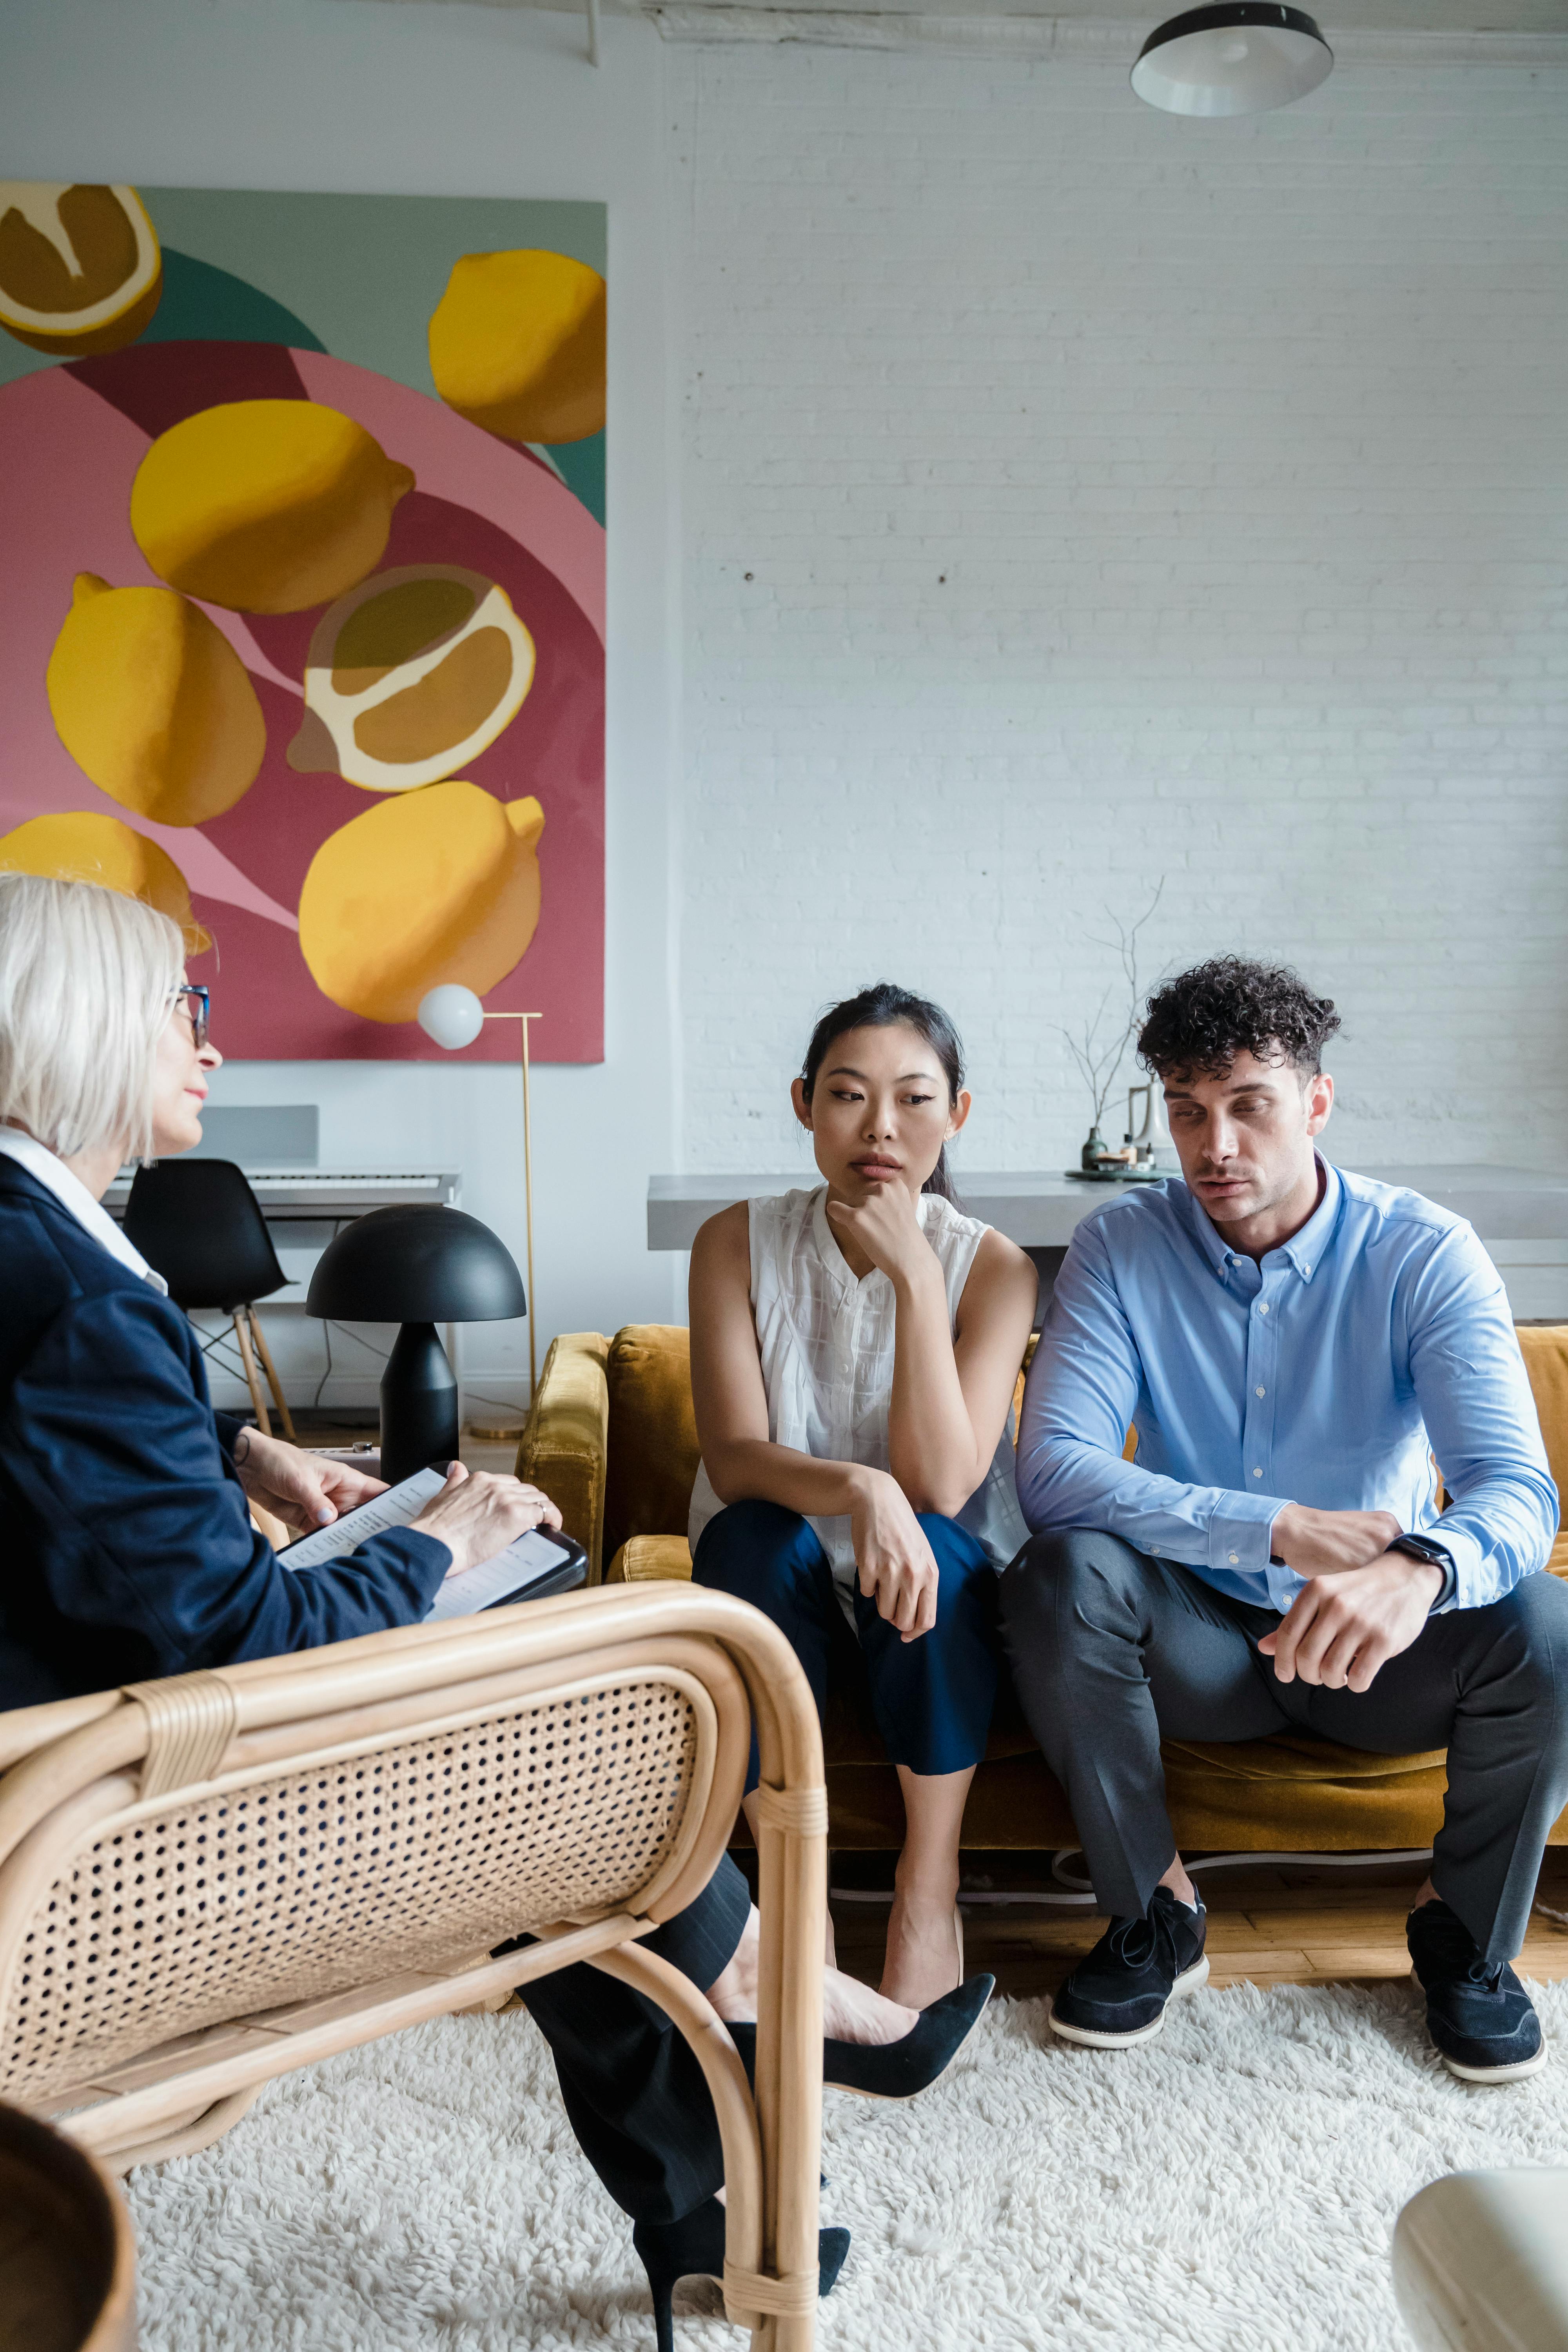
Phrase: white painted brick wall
[{"left": 669, "top": 44, "right": 1568, "bottom": 1207}]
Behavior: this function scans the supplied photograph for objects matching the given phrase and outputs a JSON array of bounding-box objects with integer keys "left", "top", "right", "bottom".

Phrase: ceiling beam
[{"left": 648, "top": 6, "right": 1568, "bottom": 57}]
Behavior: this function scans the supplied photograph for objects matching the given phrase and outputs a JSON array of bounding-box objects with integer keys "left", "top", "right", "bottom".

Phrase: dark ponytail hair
[{"left": 799, "top": 982, "right": 966, "bottom": 1206}]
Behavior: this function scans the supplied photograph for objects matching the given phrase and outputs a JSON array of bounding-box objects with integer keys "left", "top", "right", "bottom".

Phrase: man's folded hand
[
  {"left": 1269, "top": 1501, "right": 1403, "bottom": 1578},
  {"left": 1258, "top": 1550, "right": 1445, "bottom": 1692}
]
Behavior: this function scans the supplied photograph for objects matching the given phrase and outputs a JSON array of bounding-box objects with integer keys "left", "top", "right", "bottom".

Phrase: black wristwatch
[{"left": 1388, "top": 1532, "right": 1455, "bottom": 1610}]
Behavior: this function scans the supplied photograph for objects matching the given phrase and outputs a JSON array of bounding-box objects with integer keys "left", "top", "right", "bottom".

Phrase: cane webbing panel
[{"left": 2, "top": 1679, "right": 699, "bottom": 2104}]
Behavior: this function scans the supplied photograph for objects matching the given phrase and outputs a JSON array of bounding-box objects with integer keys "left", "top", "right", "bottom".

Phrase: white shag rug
[{"left": 125, "top": 1980, "right": 1568, "bottom": 2352}]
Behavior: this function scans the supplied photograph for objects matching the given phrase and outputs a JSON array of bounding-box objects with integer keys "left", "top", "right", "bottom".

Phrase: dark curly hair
[{"left": 1136, "top": 956, "right": 1340, "bottom": 1082}]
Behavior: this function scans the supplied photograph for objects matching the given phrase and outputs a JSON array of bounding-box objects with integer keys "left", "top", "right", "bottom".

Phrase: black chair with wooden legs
[{"left": 123, "top": 1160, "right": 296, "bottom": 1441}]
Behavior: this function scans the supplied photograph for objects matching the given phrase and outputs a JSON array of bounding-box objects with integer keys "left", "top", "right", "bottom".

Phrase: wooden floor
[
  {"left": 294, "top": 1421, "right": 522, "bottom": 1476},
  {"left": 828, "top": 1851, "right": 1568, "bottom": 1999}
]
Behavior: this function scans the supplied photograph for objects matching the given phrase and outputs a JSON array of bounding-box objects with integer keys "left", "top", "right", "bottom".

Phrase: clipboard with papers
[{"left": 278, "top": 1466, "right": 589, "bottom": 1619}]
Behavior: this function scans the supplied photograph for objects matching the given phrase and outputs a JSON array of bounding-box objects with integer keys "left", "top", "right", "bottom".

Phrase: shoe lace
[
  {"left": 1417, "top": 1908, "right": 1505, "bottom": 1991},
  {"left": 1105, "top": 1907, "right": 1171, "bottom": 1973}
]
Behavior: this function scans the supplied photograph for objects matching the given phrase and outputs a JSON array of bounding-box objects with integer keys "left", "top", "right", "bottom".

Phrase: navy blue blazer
[{"left": 0, "top": 1156, "right": 450, "bottom": 1710}]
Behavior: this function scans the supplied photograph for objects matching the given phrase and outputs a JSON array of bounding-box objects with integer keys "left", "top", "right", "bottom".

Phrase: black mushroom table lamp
[{"left": 306, "top": 1205, "right": 526, "bottom": 1483}]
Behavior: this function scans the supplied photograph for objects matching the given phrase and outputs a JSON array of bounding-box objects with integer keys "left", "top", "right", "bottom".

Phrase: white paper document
[{"left": 279, "top": 1467, "right": 578, "bottom": 1618}]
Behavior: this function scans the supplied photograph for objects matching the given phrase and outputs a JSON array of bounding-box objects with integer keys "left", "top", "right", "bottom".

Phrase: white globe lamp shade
[
  {"left": 1132, "top": 3, "right": 1332, "bottom": 117},
  {"left": 417, "top": 984, "right": 486, "bottom": 1051}
]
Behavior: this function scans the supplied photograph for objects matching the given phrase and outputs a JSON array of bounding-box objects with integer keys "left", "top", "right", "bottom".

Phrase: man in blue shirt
[{"left": 1004, "top": 956, "right": 1568, "bottom": 2082}]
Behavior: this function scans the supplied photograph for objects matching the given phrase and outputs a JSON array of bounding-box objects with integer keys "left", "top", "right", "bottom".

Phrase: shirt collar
[
  {"left": 0, "top": 1128, "right": 168, "bottom": 1294},
  {"left": 1186, "top": 1154, "right": 1341, "bottom": 1285}
]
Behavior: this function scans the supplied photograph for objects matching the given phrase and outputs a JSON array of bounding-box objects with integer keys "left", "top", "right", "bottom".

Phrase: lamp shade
[
  {"left": 307, "top": 1205, "right": 526, "bottom": 1482},
  {"left": 417, "top": 984, "right": 485, "bottom": 1050},
  {"left": 306, "top": 1205, "right": 525, "bottom": 1324},
  {"left": 1131, "top": 3, "right": 1332, "bottom": 117}
]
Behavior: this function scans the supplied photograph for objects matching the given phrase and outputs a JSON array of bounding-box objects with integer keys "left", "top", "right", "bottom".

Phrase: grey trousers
[{"left": 999, "top": 1529, "right": 1568, "bottom": 1963}]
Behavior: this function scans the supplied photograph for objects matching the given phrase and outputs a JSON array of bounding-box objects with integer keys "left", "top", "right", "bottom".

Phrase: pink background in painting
[{"left": 0, "top": 346, "right": 604, "bottom": 1062}]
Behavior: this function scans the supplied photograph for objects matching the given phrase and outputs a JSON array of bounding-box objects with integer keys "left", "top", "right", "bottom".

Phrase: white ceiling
[
  {"left": 653, "top": 0, "right": 1568, "bottom": 31},
  {"left": 358, "top": 0, "right": 1568, "bottom": 45},
  {"left": 656, "top": 0, "right": 1567, "bottom": 19}
]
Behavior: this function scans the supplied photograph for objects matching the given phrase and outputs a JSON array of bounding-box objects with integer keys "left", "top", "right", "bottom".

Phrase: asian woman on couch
[{"left": 688, "top": 983, "right": 1039, "bottom": 2012}]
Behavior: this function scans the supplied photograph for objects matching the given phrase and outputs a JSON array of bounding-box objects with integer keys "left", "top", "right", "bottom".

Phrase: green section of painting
[{"left": 0, "top": 189, "right": 606, "bottom": 523}]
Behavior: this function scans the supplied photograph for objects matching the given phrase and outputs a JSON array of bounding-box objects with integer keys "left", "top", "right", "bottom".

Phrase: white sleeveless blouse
[{"left": 688, "top": 1185, "right": 1029, "bottom": 1599}]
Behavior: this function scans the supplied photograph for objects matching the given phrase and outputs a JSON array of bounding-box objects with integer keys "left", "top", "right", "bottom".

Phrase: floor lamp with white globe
[{"left": 417, "top": 985, "right": 543, "bottom": 1402}]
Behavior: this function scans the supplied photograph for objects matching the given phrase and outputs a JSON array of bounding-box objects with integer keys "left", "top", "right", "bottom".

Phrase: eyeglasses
[{"left": 169, "top": 984, "right": 212, "bottom": 1047}]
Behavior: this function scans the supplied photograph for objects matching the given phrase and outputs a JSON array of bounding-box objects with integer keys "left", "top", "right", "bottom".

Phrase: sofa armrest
[
  {"left": 606, "top": 1534, "right": 694, "bottom": 1586},
  {"left": 515, "top": 1332, "right": 610, "bottom": 1581}
]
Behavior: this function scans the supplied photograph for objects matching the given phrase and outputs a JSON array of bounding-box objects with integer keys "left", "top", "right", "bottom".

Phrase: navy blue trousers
[
  {"left": 504, "top": 1852, "right": 751, "bottom": 2226},
  {"left": 691, "top": 1497, "right": 1000, "bottom": 1787}
]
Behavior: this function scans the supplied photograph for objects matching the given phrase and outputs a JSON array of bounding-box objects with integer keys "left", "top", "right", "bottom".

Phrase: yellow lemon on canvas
[
  {"left": 0, "top": 811, "right": 210, "bottom": 949},
  {"left": 298, "top": 782, "right": 544, "bottom": 1023},
  {"left": 47, "top": 573, "right": 266, "bottom": 826},
  {"left": 286, "top": 564, "right": 534, "bottom": 793},
  {"left": 130, "top": 399, "right": 416, "bottom": 614},
  {"left": 429, "top": 249, "right": 606, "bottom": 445},
  {"left": 0, "top": 182, "right": 162, "bottom": 356}
]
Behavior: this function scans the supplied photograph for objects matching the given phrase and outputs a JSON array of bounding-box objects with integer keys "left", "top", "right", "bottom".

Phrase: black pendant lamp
[
  {"left": 1132, "top": 3, "right": 1333, "bottom": 117},
  {"left": 307, "top": 1204, "right": 526, "bottom": 1483}
]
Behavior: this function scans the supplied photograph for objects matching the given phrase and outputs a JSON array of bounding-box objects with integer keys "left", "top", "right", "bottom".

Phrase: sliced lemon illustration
[
  {"left": 47, "top": 573, "right": 266, "bottom": 827},
  {"left": 130, "top": 399, "right": 416, "bottom": 615},
  {"left": 298, "top": 782, "right": 544, "bottom": 1023},
  {"left": 0, "top": 811, "right": 210, "bottom": 949},
  {"left": 0, "top": 183, "right": 162, "bottom": 356},
  {"left": 428, "top": 249, "right": 606, "bottom": 446},
  {"left": 285, "top": 564, "right": 534, "bottom": 793}
]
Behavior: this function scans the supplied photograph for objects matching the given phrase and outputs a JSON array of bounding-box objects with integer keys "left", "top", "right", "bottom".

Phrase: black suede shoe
[
  {"left": 1047, "top": 1887, "right": 1209, "bottom": 2048},
  {"left": 724, "top": 1973, "right": 994, "bottom": 2102},
  {"left": 1407, "top": 1898, "right": 1548, "bottom": 2083}
]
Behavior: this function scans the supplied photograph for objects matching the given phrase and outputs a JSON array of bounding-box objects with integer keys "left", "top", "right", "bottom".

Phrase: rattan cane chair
[{"left": 0, "top": 1583, "right": 828, "bottom": 2352}]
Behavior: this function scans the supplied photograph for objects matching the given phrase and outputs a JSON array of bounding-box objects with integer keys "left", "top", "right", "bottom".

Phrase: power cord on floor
[
  {"left": 942, "top": 1847, "right": 1568, "bottom": 1933},
  {"left": 935, "top": 1846, "right": 1436, "bottom": 1912},
  {"left": 1046, "top": 1846, "right": 1435, "bottom": 1891}
]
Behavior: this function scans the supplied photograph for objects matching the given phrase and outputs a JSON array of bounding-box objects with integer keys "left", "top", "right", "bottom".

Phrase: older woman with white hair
[
  {"left": 0, "top": 870, "right": 562, "bottom": 1710},
  {"left": 0, "top": 872, "right": 961, "bottom": 2332}
]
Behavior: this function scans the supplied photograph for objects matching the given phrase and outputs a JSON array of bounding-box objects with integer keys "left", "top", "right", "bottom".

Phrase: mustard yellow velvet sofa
[{"left": 518, "top": 1323, "right": 1568, "bottom": 1855}]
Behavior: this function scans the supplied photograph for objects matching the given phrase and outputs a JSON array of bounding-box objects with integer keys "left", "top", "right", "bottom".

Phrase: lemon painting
[{"left": 0, "top": 186, "right": 605, "bottom": 1062}]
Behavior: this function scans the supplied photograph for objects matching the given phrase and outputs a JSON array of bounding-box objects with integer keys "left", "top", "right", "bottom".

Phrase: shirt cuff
[
  {"left": 213, "top": 1410, "right": 247, "bottom": 1460},
  {"left": 1208, "top": 1492, "right": 1289, "bottom": 1584},
  {"left": 1422, "top": 1522, "right": 1482, "bottom": 1610}
]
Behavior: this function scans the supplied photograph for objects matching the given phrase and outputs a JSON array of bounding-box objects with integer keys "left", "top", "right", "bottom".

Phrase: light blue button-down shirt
[{"left": 1017, "top": 1160, "right": 1557, "bottom": 1613}]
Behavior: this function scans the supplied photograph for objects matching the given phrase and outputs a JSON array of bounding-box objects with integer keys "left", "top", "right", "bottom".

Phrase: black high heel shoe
[
  {"left": 633, "top": 2196, "right": 851, "bottom": 2352},
  {"left": 724, "top": 1972, "right": 995, "bottom": 2102}
]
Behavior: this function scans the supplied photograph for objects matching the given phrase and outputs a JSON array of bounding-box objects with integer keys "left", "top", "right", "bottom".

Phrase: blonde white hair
[{"left": 0, "top": 873, "right": 185, "bottom": 1162}]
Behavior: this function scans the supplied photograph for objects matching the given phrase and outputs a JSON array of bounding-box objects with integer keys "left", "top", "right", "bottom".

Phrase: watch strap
[{"left": 1389, "top": 1532, "right": 1455, "bottom": 1610}]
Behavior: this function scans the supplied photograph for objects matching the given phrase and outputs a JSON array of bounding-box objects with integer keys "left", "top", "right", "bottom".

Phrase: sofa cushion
[
  {"left": 604, "top": 1324, "right": 700, "bottom": 1563},
  {"left": 822, "top": 1744, "right": 1459, "bottom": 1853},
  {"left": 607, "top": 1533, "right": 695, "bottom": 1585}
]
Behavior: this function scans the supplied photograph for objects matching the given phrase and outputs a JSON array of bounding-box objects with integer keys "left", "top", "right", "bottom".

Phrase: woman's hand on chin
[
  {"left": 232, "top": 1425, "right": 388, "bottom": 1534},
  {"left": 826, "top": 1180, "right": 938, "bottom": 1290},
  {"left": 850, "top": 1467, "right": 940, "bottom": 1642}
]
